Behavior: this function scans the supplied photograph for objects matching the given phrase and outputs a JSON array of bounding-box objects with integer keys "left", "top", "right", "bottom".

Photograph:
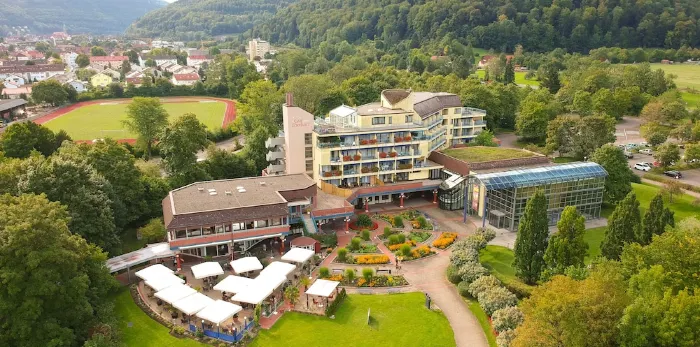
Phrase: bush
[
  {"left": 463, "top": 234, "right": 488, "bottom": 251},
  {"left": 447, "top": 265, "right": 462, "bottom": 284},
  {"left": 350, "top": 237, "right": 361, "bottom": 251},
  {"left": 496, "top": 329, "right": 517, "bottom": 347},
  {"left": 356, "top": 214, "right": 373, "bottom": 227},
  {"left": 458, "top": 262, "right": 488, "bottom": 284},
  {"left": 345, "top": 268, "right": 355, "bottom": 282},
  {"left": 503, "top": 280, "right": 533, "bottom": 299},
  {"left": 450, "top": 248, "right": 479, "bottom": 267},
  {"left": 362, "top": 268, "right": 374, "bottom": 282},
  {"left": 361, "top": 229, "right": 370, "bottom": 241},
  {"left": 387, "top": 234, "right": 399, "bottom": 245},
  {"left": 457, "top": 281, "right": 471, "bottom": 297},
  {"left": 400, "top": 244, "right": 412, "bottom": 257},
  {"left": 354, "top": 254, "right": 390, "bottom": 264},
  {"left": 388, "top": 240, "right": 416, "bottom": 251},
  {"left": 410, "top": 245, "right": 432, "bottom": 258},
  {"left": 393, "top": 215, "right": 404, "bottom": 227},
  {"left": 337, "top": 248, "right": 348, "bottom": 262},
  {"left": 468, "top": 275, "right": 501, "bottom": 298},
  {"left": 383, "top": 226, "right": 392, "bottom": 238},
  {"left": 138, "top": 218, "right": 166, "bottom": 243},
  {"left": 477, "top": 286, "right": 518, "bottom": 316},
  {"left": 477, "top": 227, "right": 497, "bottom": 242},
  {"left": 417, "top": 216, "right": 429, "bottom": 229},
  {"left": 492, "top": 306, "right": 524, "bottom": 333},
  {"left": 397, "top": 233, "right": 406, "bottom": 244},
  {"left": 325, "top": 288, "right": 347, "bottom": 317},
  {"left": 319, "top": 267, "right": 330, "bottom": 278}
]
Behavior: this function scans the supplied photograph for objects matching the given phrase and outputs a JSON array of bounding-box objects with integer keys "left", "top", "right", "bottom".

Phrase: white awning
[
  {"left": 155, "top": 283, "right": 197, "bottom": 304},
  {"left": 305, "top": 279, "right": 340, "bottom": 298},
  {"left": 281, "top": 248, "right": 315, "bottom": 263},
  {"left": 144, "top": 273, "right": 185, "bottom": 291},
  {"left": 254, "top": 273, "right": 287, "bottom": 291},
  {"left": 107, "top": 243, "right": 175, "bottom": 273},
  {"left": 191, "top": 262, "right": 224, "bottom": 279},
  {"left": 173, "top": 292, "right": 215, "bottom": 315},
  {"left": 213, "top": 275, "right": 254, "bottom": 294},
  {"left": 230, "top": 287, "right": 273, "bottom": 305},
  {"left": 230, "top": 257, "right": 263, "bottom": 274},
  {"left": 196, "top": 300, "right": 242, "bottom": 325},
  {"left": 259, "top": 261, "right": 296, "bottom": 278},
  {"left": 135, "top": 264, "right": 174, "bottom": 281}
]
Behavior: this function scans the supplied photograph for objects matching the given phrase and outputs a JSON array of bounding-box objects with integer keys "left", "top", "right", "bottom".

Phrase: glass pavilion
[{"left": 467, "top": 162, "right": 607, "bottom": 231}]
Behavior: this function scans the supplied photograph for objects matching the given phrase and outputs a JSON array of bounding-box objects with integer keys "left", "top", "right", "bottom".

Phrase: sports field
[
  {"left": 38, "top": 98, "right": 233, "bottom": 141},
  {"left": 649, "top": 63, "right": 700, "bottom": 108}
]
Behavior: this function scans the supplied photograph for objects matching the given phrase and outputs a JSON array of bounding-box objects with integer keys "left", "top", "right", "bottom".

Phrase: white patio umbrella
[
  {"left": 144, "top": 273, "right": 185, "bottom": 291},
  {"left": 173, "top": 292, "right": 215, "bottom": 316},
  {"left": 196, "top": 300, "right": 243, "bottom": 325},
  {"left": 213, "top": 275, "right": 254, "bottom": 294},
  {"left": 155, "top": 283, "right": 197, "bottom": 304},
  {"left": 135, "top": 264, "right": 173, "bottom": 281},
  {"left": 230, "top": 257, "right": 263, "bottom": 274},
  {"left": 281, "top": 248, "right": 315, "bottom": 264}
]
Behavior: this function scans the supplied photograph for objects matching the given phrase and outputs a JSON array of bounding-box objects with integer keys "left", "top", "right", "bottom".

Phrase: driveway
[{"left": 196, "top": 135, "right": 245, "bottom": 160}]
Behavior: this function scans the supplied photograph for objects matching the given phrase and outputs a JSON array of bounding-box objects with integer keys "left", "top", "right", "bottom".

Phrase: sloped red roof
[
  {"left": 90, "top": 56, "right": 128, "bottom": 62},
  {"left": 173, "top": 73, "right": 200, "bottom": 81},
  {"left": 188, "top": 55, "right": 210, "bottom": 60}
]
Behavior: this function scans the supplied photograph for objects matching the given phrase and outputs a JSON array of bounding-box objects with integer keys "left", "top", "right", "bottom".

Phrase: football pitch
[{"left": 41, "top": 100, "right": 228, "bottom": 141}]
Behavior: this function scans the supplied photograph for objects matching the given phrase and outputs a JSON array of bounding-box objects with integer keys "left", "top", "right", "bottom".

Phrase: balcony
[
  {"left": 266, "top": 149, "right": 284, "bottom": 161},
  {"left": 265, "top": 137, "right": 284, "bottom": 149},
  {"left": 266, "top": 163, "right": 285, "bottom": 174}
]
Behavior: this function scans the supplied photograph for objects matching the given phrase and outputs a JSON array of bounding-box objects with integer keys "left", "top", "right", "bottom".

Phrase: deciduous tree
[
  {"left": 513, "top": 190, "right": 549, "bottom": 284},
  {"left": 31, "top": 79, "right": 68, "bottom": 106},
  {"left": 544, "top": 206, "right": 588, "bottom": 274},
  {"left": 653, "top": 143, "right": 680, "bottom": 167},
  {"left": 76, "top": 54, "right": 90, "bottom": 68},
  {"left": 591, "top": 144, "right": 634, "bottom": 203},
  {"left": 601, "top": 192, "right": 641, "bottom": 260},
  {"left": 0, "top": 121, "right": 57, "bottom": 158},
  {"left": 159, "top": 113, "right": 210, "bottom": 176},
  {"left": 282, "top": 74, "right": 335, "bottom": 115},
  {"left": 123, "top": 97, "right": 169, "bottom": 159}
]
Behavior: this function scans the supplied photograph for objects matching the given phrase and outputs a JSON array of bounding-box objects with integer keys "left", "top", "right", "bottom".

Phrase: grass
[
  {"left": 441, "top": 146, "right": 535, "bottom": 163},
  {"left": 113, "top": 289, "right": 206, "bottom": 347},
  {"left": 43, "top": 100, "right": 226, "bottom": 140},
  {"left": 552, "top": 157, "right": 578, "bottom": 163},
  {"left": 464, "top": 298, "right": 498, "bottom": 347},
  {"left": 681, "top": 92, "right": 699, "bottom": 108},
  {"left": 649, "top": 63, "right": 700, "bottom": 90},
  {"left": 251, "top": 293, "right": 455, "bottom": 347},
  {"left": 474, "top": 70, "right": 540, "bottom": 86},
  {"left": 583, "top": 227, "right": 606, "bottom": 264},
  {"left": 479, "top": 245, "right": 518, "bottom": 284}
]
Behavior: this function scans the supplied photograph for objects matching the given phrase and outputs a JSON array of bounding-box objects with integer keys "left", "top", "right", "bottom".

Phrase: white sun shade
[
  {"left": 173, "top": 292, "right": 215, "bottom": 315},
  {"left": 144, "top": 273, "right": 185, "bottom": 291},
  {"left": 196, "top": 300, "right": 242, "bottom": 325},
  {"left": 230, "top": 257, "right": 263, "bottom": 274},
  {"left": 155, "top": 283, "right": 197, "bottom": 304},
  {"left": 305, "top": 279, "right": 340, "bottom": 298},
  {"left": 259, "top": 261, "right": 296, "bottom": 278},
  {"left": 213, "top": 275, "right": 254, "bottom": 294},
  {"left": 230, "top": 286, "right": 273, "bottom": 305},
  {"left": 254, "top": 273, "right": 287, "bottom": 291},
  {"left": 135, "top": 264, "right": 174, "bottom": 281},
  {"left": 191, "top": 262, "right": 224, "bottom": 279},
  {"left": 281, "top": 248, "right": 315, "bottom": 263}
]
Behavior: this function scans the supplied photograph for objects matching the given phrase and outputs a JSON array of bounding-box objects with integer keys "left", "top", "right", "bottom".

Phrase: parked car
[
  {"left": 634, "top": 163, "right": 652, "bottom": 171},
  {"left": 664, "top": 170, "right": 682, "bottom": 179},
  {"left": 623, "top": 150, "right": 634, "bottom": 159},
  {"left": 638, "top": 141, "right": 649, "bottom": 147},
  {"left": 639, "top": 148, "right": 653, "bottom": 155}
]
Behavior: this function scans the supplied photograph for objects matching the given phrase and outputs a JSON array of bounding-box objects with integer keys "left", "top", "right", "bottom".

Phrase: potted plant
[
  {"left": 323, "top": 171, "right": 332, "bottom": 177},
  {"left": 395, "top": 137, "right": 402, "bottom": 143},
  {"left": 369, "top": 139, "right": 377, "bottom": 144},
  {"left": 353, "top": 154, "right": 361, "bottom": 161},
  {"left": 333, "top": 170, "right": 341, "bottom": 176},
  {"left": 343, "top": 155, "right": 351, "bottom": 161},
  {"left": 379, "top": 152, "right": 388, "bottom": 158},
  {"left": 361, "top": 167, "right": 370, "bottom": 173},
  {"left": 360, "top": 139, "right": 368, "bottom": 145},
  {"left": 371, "top": 166, "right": 379, "bottom": 172},
  {"left": 404, "top": 136, "right": 412, "bottom": 141},
  {"left": 389, "top": 152, "right": 398, "bottom": 157}
]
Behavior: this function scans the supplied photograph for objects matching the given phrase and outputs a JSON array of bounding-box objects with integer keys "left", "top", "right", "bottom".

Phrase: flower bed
[
  {"left": 433, "top": 232, "right": 458, "bottom": 249},
  {"left": 408, "top": 231, "right": 431, "bottom": 243},
  {"left": 387, "top": 240, "right": 417, "bottom": 251},
  {"left": 404, "top": 245, "right": 435, "bottom": 260},
  {"left": 356, "top": 275, "right": 408, "bottom": 287},
  {"left": 354, "top": 244, "right": 380, "bottom": 253},
  {"left": 349, "top": 221, "right": 379, "bottom": 231},
  {"left": 354, "top": 254, "right": 390, "bottom": 264}
]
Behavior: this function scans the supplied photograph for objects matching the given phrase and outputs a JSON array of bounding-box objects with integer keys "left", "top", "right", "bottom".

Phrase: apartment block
[{"left": 248, "top": 38, "right": 270, "bottom": 61}]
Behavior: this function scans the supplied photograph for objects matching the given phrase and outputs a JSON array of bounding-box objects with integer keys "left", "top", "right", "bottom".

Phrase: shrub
[
  {"left": 362, "top": 268, "right": 374, "bottom": 282},
  {"left": 477, "top": 227, "right": 497, "bottom": 242},
  {"left": 388, "top": 240, "right": 416, "bottom": 251},
  {"left": 458, "top": 262, "right": 488, "bottom": 284},
  {"left": 383, "top": 227, "right": 392, "bottom": 238},
  {"left": 397, "top": 233, "right": 406, "bottom": 244},
  {"left": 432, "top": 232, "right": 458, "bottom": 249},
  {"left": 447, "top": 265, "right": 462, "bottom": 284},
  {"left": 463, "top": 234, "right": 488, "bottom": 250},
  {"left": 388, "top": 234, "right": 399, "bottom": 245},
  {"left": 325, "top": 288, "right": 347, "bottom": 317},
  {"left": 400, "top": 244, "right": 412, "bottom": 257},
  {"left": 477, "top": 286, "right": 518, "bottom": 316},
  {"left": 319, "top": 267, "right": 330, "bottom": 278},
  {"left": 492, "top": 306, "right": 524, "bottom": 333},
  {"left": 361, "top": 229, "right": 370, "bottom": 241},
  {"left": 410, "top": 245, "right": 432, "bottom": 258},
  {"left": 356, "top": 214, "right": 373, "bottom": 227},
  {"left": 417, "top": 216, "right": 429, "bottom": 229},
  {"left": 345, "top": 268, "right": 355, "bottom": 282},
  {"left": 502, "top": 280, "right": 533, "bottom": 299},
  {"left": 350, "top": 237, "right": 361, "bottom": 251},
  {"left": 354, "top": 254, "right": 390, "bottom": 264},
  {"left": 337, "top": 248, "right": 348, "bottom": 262},
  {"left": 496, "top": 329, "right": 517, "bottom": 347},
  {"left": 457, "top": 281, "right": 471, "bottom": 297},
  {"left": 393, "top": 215, "right": 404, "bottom": 227},
  {"left": 450, "top": 248, "right": 479, "bottom": 267},
  {"left": 468, "top": 275, "right": 501, "bottom": 298}
]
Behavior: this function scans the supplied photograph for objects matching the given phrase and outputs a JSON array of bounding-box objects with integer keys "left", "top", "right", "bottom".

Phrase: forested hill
[
  {"left": 0, "top": 0, "right": 166, "bottom": 35},
  {"left": 259, "top": 0, "right": 700, "bottom": 52},
  {"left": 126, "top": 0, "right": 297, "bottom": 40}
]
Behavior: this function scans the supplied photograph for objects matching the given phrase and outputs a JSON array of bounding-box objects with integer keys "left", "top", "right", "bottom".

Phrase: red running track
[{"left": 34, "top": 97, "right": 237, "bottom": 144}]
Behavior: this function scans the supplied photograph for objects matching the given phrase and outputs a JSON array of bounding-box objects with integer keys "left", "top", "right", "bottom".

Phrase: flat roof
[
  {"left": 169, "top": 173, "right": 315, "bottom": 215},
  {"left": 441, "top": 147, "right": 537, "bottom": 163},
  {"left": 356, "top": 102, "right": 406, "bottom": 116},
  {"left": 0, "top": 99, "right": 27, "bottom": 112},
  {"left": 473, "top": 162, "right": 608, "bottom": 190}
]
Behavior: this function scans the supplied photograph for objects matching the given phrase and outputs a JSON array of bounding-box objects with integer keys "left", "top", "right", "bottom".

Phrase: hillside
[
  {"left": 259, "top": 0, "right": 700, "bottom": 52},
  {"left": 0, "top": 0, "right": 166, "bottom": 35},
  {"left": 126, "top": 0, "right": 297, "bottom": 40}
]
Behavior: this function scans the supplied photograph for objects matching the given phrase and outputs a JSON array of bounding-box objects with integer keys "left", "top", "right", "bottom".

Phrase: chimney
[{"left": 285, "top": 93, "right": 294, "bottom": 107}]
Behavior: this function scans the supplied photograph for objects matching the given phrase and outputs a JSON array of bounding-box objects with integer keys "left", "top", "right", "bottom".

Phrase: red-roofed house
[
  {"left": 2, "top": 86, "right": 32, "bottom": 99},
  {"left": 25, "top": 50, "right": 45, "bottom": 60},
  {"left": 186, "top": 55, "right": 212, "bottom": 67},
  {"left": 90, "top": 56, "right": 128, "bottom": 68},
  {"left": 171, "top": 73, "right": 200, "bottom": 86}
]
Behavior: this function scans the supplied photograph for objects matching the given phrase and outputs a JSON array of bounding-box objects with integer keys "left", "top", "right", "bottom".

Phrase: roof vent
[
  {"left": 197, "top": 187, "right": 204, "bottom": 192},
  {"left": 236, "top": 186, "right": 244, "bottom": 190},
  {"left": 208, "top": 189, "right": 216, "bottom": 193},
  {"left": 209, "top": 192, "right": 217, "bottom": 196},
  {"left": 225, "top": 191, "right": 232, "bottom": 195}
]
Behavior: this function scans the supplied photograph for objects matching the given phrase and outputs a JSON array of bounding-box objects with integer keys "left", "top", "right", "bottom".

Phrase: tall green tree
[
  {"left": 516, "top": 100, "right": 550, "bottom": 143},
  {"left": 159, "top": 113, "right": 210, "bottom": 177},
  {"left": 653, "top": 143, "right": 680, "bottom": 167},
  {"left": 31, "top": 79, "right": 68, "bottom": 106},
  {"left": 591, "top": 144, "right": 634, "bottom": 204},
  {"left": 0, "top": 121, "right": 58, "bottom": 158},
  {"left": 540, "top": 64, "right": 561, "bottom": 94},
  {"left": 544, "top": 206, "right": 588, "bottom": 274},
  {"left": 75, "top": 54, "right": 90, "bottom": 68},
  {"left": 122, "top": 97, "right": 169, "bottom": 159},
  {"left": 513, "top": 190, "right": 549, "bottom": 284},
  {"left": 503, "top": 59, "right": 515, "bottom": 84},
  {"left": 90, "top": 46, "right": 107, "bottom": 56},
  {"left": 282, "top": 74, "right": 335, "bottom": 115},
  {"left": 0, "top": 194, "right": 118, "bottom": 347},
  {"left": 639, "top": 194, "right": 674, "bottom": 245},
  {"left": 602, "top": 192, "right": 641, "bottom": 260}
]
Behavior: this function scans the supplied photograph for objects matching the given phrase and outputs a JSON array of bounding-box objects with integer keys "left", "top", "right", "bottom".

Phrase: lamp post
[
  {"left": 364, "top": 197, "right": 369, "bottom": 213},
  {"left": 344, "top": 216, "right": 350, "bottom": 233},
  {"left": 433, "top": 189, "right": 438, "bottom": 204},
  {"left": 399, "top": 193, "right": 405, "bottom": 208}
]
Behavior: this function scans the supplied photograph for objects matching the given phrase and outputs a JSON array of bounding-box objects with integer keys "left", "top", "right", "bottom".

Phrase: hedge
[
  {"left": 325, "top": 288, "right": 347, "bottom": 317},
  {"left": 644, "top": 173, "right": 700, "bottom": 193}
]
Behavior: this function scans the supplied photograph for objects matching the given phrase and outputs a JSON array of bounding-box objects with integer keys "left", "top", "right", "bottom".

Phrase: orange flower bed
[
  {"left": 388, "top": 240, "right": 416, "bottom": 251},
  {"left": 355, "top": 254, "right": 390, "bottom": 264},
  {"left": 328, "top": 274, "right": 344, "bottom": 281},
  {"left": 432, "top": 232, "right": 458, "bottom": 249},
  {"left": 410, "top": 245, "right": 433, "bottom": 258}
]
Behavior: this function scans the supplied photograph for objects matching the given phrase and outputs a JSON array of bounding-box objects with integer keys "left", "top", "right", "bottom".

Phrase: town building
[
  {"left": 1, "top": 86, "right": 31, "bottom": 99},
  {"left": 171, "top": 73, "right": 200, "bottom": 86},
  {"left": 139, "top": 54, "right": 178, "bottom": 68},
  {"left": 248, "top": 38, "right": 270, "bottom": 61},
  {"left": 187, "top": 55, "right": 212, "bottom": 67},
  {"left": 90, "top": 72, "right": 114, "bottom": 88},
  {"left": 89, "top": 56, "right": 128, "bottom": 68},
  {"left": 61, "top": 52, "right": 79, "bottom": 69},
  {"left": 0, "top": 99, "right": 28, "bottom": 122},
  {"left": 66, "top": 80, "right": 88, "bottom": 93},
  {"left": 0, "top": 64, "right": 65, "bottom": 82},
  {"left": 3, "top": 74, "right": 26, "bottom": 88}
]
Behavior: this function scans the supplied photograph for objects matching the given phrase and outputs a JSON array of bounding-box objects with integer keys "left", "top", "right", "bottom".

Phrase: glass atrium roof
[{"left": 473, "top": 162, "right": 608, "bottom": 190}]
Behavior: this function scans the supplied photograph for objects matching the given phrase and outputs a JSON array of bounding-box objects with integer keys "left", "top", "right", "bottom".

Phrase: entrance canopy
[
  {"left": 230, "top": 257, "right": 263, "bottom": 274},
  {"left": 173, "top": 292, "right": 215, "bottom": 315},
  {"left": 196, "top": 300, "right": 242, "bottom": 325},
  {"left": 144, "top": 273, "right": 185, "bottom": 291},
  {"left": 259, "top": 261, "right": 296, "bottom": 278},
  {"left": 155, "top": 283, "right": 197, "bottom": 304},
  {"left": 281, "top": 248, "right": 315, "bottom": 263},
  {"left": 108, "top": 243, "right": 175, "bottom": 273},
  {"left": 305, "top": 279, "right": 340, "bottom": 297},
  {"left": 213, "top": 275, "right": 254, "bottom": 294},
  {"left": 191, "top": 262, "right": 224, "bottom": 279},
  {"left": 135, "top": 264, "right": 173, "bottom": 281}
]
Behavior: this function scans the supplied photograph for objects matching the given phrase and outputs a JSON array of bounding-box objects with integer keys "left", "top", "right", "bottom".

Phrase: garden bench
[
  {"left": 376, "top": 269, "right": 392, "bottom": 275},
  {"left": 332, "top": 268, "right": 344, "bottom": 274}
]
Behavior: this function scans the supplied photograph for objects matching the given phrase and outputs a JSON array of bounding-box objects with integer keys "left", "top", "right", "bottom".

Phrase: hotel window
[
  {"left": 215, "top": 224, "right": 226, "bottom": 233},
  {"left": 442, "top": 109, "right": 448, "bottom": 115},
  {"left": 305, "top": 148, "right": 313, "bottom": 158},
  {"left": 405, "top": 115, "right": 413, "bottom": 123},
  {"left": 187, "top": 227, "right": 202, "bottom": 237},
  {"left": 271, "top": 218, "right": 282, "bottom": 226},
  {"left": 305, "top": 133, "right": 312, "bottom": 145},
  {"left": 372, "top": 117, "right": 386, "bottom": 125},
  {"left": 388, "top": 117, "right": 392, "bottom": 124},
  {"left": 203, "top": 226, "right": 215, "bottom": 235},
  {"left": 255, "top": 219, "right": 268, "bottom": 228},
  {"left": 232, "top": 222, "right": 244, "bottom": 231},
  {"left": 175, "top": 229, "right": 187, "bottom": 239},
  {"left": 455, "top": 108, "right": 462, "bottom": 114}
]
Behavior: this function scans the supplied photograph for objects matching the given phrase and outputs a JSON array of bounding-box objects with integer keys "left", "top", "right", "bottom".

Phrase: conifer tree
[
  {"left": 513, "top": 190, "right": 549, "bottom": 284},
  {"left": 601, "top": 192, "right": 641, "bottom": 259},
  {"left": 544, "top": 206, "right": 588, "bottom": 273},
  {"left": 504, "top": 59, "right": 515, "bottom": 84},
  {"left": 639, "top": 194, "right": 674, "bottom": 245}
]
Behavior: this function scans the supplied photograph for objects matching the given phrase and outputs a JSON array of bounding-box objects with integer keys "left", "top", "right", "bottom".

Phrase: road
[{"left": 196, "top": 135, "right": 246, "bottom": 161}]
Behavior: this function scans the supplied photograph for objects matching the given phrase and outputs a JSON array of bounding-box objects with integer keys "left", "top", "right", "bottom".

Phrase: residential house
[
  {"left": 139, "top": 54, "right": 178, "bottom": 68},
  {"left": 1, "top": 86, "right": 32, "bottom": 99},
  {"left": 50, "top": 32, "right": 71, "bottom": 41},
  {"left": 3, "top": 74, "right": 26, "bottom": 88},
  {"left": 101, "top": 68, "right": 121, "bottom": 80},
  {"left": 187, "top": 55, "right": 212, "bottom": 67},
  {"left": 171, "top": 73, "right": 200, "bottom": 86},
  {"left": 24, "top": 50, "right": 45, "bottom": 60},
  {"left": 66, "top": 80, "right": 88, "bottom": 93},
  {"left": 89, "top": 56, "right": 128, "bottom": 69},
  {"left": 0, "top": 64, "right": 66, "bottom": 82},
  {"left": 90, "top": 73, "right": 114, "bottom": 88},
  {"left": 61, "top": 52, "right": 79, "bottom": 69}
]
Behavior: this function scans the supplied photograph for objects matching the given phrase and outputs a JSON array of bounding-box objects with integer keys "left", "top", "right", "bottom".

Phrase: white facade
[
  {"left": 66, "top": 80, "right": 87, "bottom": 93},
  {"left": 248, "top": 39, "right": 270, "bottom": 61},
  {"left": 3, "top": 75, "right": 25, "bottom": 88},
  {"left": 61, "top": 52, "right": 79, "bottom": 69}
]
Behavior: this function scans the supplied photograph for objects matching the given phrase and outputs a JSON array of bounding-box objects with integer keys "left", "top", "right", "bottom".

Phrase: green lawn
[
  {"left": 681, "top": 92, "right": 699, "bottom": 108},
  {"left": 464, "top": 298, "right": 498, "bottom": 347},
  {"left": 649, "top": 63, "right": 700, "bottom": 90},
  {"left": 583, "top": 227, "right": 606, "bottom": 263},
  {"left": 479, "top": 245, "right": 518, "bottom": 285},
  {"left": 474, "top": 70, "right": 540, "bottom": 86},
  {"left": 113, "top": 289, "right": 206, "bottom": 347},
  {"left": 441, "top": 146, "right": 535, "bottom": 163},
  {"left": 251, "top": 293, "right": 455, "bottom": 347},
  {"left": 43, "top": 101, "right": 226, "bottom": 141},
  {"left": 630, "top": 183, "right": 700, "bottom": 221}
]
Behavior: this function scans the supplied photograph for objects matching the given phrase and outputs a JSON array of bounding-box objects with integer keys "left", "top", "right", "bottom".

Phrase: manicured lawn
[
  {"left": 113, "top": 289, "right": 206, "bottom": 347},
  {"left": 464, "top": 298, "right": 498, "bottom": 347},
  {"left": 682, "top": 92, "right": 699, "bottom": 108},
  {"left": 649, "top": 63, "right": 700, "bottom": 90},
  {"left": 479, "top": 245, "right": 518, "bottom": 284},
  {"left": 441, "top": 147, "right": 535, "bottom": 163},
  {"left": 474, "top": 70, "right": 540, "bottom": 86},
  {"left": 43, "top": 100, "right": 226, "bottom": 140},
  {"left": 630, "top": 183, "right": 700, "bottom": 221},
  {"left": 583, "top": 227, "right": 606, "bottom": 263},
  {"left": 251, "top": 293, "right": 455, "bottom": 347}
]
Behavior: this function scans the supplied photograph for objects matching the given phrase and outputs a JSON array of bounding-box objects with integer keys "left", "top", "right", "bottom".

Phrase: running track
[{"left": 33, "top": 97, "right": 237, "bottom": 144}]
